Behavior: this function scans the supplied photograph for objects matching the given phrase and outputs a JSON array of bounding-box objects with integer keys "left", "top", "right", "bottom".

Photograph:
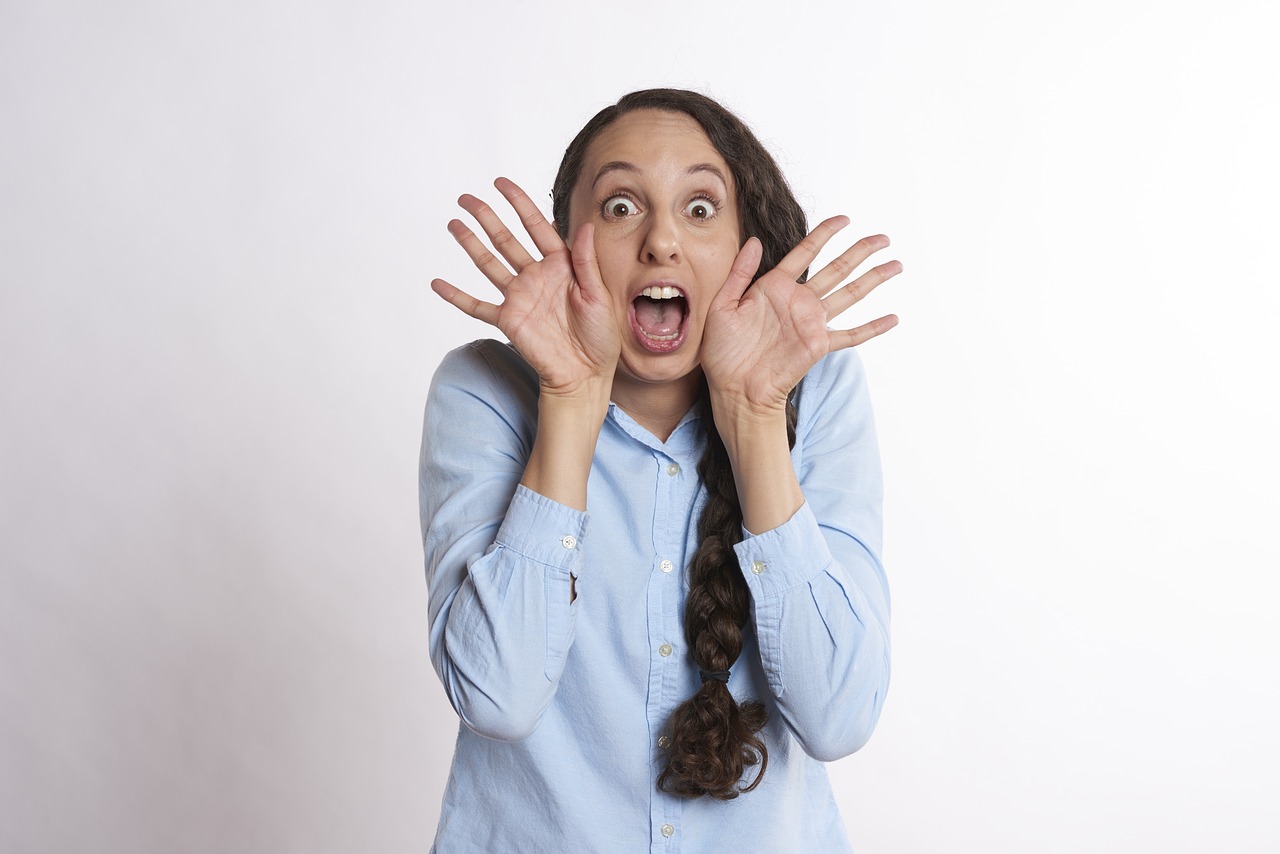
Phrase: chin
[{"left": 618, "top": 348, "right": 703, "bottom": 388}]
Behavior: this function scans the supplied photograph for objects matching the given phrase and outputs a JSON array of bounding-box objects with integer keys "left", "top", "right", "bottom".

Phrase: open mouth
[{"left": 630, "top": 285, "right": 689, "bottom": 353}]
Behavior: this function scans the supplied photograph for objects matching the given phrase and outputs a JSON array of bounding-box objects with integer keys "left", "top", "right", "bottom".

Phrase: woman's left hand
[{"left": 701, "top": 217, "right": 901, "bottom": 414}]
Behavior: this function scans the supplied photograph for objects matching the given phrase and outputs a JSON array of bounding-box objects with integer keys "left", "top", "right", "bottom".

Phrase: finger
[
  {"left": 713, "top": 237, "right": 763, "bottom": 308},
  {"left": 806, "top": 234, "right": 891, "bottom": 298},
  {"left": 448, "top": 219, "right": 515, "bottom": 292},
  {"left": 569, "top": 223, "right": 607, "bottom": 304},
  {"left": 829, "top": 314, "right": 899, "bottom": 350},
  {"left": 495, "top": 177, "right": 567, "bottom": 260},
  {"left": 458, "top": 192, "right": 537, "bottom": 272},
  {"left": 823, "top": 260, "right": 903, "bottom": 319},
  {"left": 773, "top": 216, "right": 850, "bottom": 281},
  {"left": 430, "top": 277, "right": 500, "bottom": 326}
]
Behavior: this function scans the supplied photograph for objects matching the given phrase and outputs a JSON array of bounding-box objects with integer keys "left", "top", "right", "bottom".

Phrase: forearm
[
  {"left": 708, "top": 393, "right": 803, "bottom": 535},
  {"left": 519, "top": 381, "right": 610, "bottom": 511}
]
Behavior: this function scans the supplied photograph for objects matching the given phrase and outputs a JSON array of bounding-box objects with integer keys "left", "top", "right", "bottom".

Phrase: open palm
[
  {"left": 702, "top": 217, "right": 902, "bottom": 410},
  {"left": 431, "top": 178, "right": 620, "bottom": 396}
]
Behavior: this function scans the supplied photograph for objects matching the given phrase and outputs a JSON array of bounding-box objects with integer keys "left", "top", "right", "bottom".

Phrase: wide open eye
[
  {"left": 601, "top": 195, "right": 639, "bottom": 219},
  {"left": 684, "top": 197, "right": 718, "bottom": 220}
]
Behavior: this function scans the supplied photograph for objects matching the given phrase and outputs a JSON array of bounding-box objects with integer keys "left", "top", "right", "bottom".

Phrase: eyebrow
[{"left": 590, "top": 161, "right": 730, "bottom": 191}]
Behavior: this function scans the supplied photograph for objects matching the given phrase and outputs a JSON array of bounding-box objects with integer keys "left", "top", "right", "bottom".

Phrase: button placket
[{"left": 648, "top": 448, "right": 692, "bottom": 845}]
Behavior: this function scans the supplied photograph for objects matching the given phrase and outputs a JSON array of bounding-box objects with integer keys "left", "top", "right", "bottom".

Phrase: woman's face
[{"left": 566, "top": 109, "right": 742, "bottom": 409}]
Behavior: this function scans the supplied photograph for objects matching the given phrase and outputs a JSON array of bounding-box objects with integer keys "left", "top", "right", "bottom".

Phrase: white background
[{"left": 3, "top": 0, "right": 1277, "bottom": 851}]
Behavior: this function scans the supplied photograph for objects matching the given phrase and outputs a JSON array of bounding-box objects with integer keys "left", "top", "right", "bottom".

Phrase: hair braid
[{"left": 655, "top": 391, "right": 799, "bottom": 799}]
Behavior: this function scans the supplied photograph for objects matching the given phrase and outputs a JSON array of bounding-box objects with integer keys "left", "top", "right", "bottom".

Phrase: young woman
[{"left": 421, "top": 89, "right": 900, "bottom": 852}]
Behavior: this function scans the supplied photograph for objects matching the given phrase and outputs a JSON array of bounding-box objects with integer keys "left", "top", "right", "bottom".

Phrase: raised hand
[
  {"left": 701, "top": 217, "right": 901, "bottom": 413},
  {"left": 431, "top": 178, "right": 621, "bottom": 398}
]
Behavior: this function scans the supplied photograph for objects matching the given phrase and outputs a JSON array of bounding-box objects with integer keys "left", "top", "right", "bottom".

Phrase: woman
[{"left": 421, "top": 89, "right": 900, "bottom": 852}]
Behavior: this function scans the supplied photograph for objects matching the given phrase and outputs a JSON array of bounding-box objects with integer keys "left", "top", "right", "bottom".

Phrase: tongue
[{"left": 635, "top": 297, "right": 682, "bottom": 337}]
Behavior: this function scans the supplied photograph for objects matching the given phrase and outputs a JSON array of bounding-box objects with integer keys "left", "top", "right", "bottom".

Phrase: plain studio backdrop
[{"left": 2, "top": 0, "right": 1277, "bottom": 851}]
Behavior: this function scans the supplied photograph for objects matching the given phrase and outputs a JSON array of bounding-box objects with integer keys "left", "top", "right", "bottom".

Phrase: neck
[{"left": 610, "top": 370, "right": 703, "bottom": 442}]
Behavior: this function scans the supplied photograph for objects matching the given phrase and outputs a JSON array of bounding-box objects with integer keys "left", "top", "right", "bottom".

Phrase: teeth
[{"left": 640, "top": 286, "right": 681, "bottom": 299}]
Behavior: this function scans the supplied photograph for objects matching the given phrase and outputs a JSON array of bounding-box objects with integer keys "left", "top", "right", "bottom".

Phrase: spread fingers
[
  {"left": 829, "top": 314, "right": 899, "bottom": 350},
  {"left": 774, "top": 216, "right": 851, "bottom": 281},
  {"left": 494, "top": 177, "right": 566, "bottom": 259},
  {"left": 823, "top": 260, "right": 903, "bottom": 319},
  {"left": 430, "top": 278, "right": 500, "bottom": 326},
  {"left": 805, "top": 234, "right": 891, "bottom": 297},
  {"left": 447, "top": 218, "right": 515, "bottom": 292},
  {"left": 457, "top": 193, "right": 537, "bottom": 273}
]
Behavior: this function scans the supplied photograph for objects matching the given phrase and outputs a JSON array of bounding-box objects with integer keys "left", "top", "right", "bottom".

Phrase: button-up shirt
[{"left": 420, "top": 340, "right": 890, "bottom": 853}]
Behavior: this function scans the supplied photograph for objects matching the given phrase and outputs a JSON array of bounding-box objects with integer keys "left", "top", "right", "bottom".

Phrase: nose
[{"left": 639, "top": 208, "right": 680, "bottom": 264}]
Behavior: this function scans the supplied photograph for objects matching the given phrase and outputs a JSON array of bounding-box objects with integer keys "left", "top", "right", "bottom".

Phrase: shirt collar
[{"left": 606, "top": 401, "right": 704, "bottom": 456}]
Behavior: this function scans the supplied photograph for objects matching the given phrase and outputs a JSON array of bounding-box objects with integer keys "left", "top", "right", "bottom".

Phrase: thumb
[
  {"left": 570, "top": 222, "right": 607, "bottom": 303},
  {"left": 714, "top": 237, "right": 763, "bottom": 308}
]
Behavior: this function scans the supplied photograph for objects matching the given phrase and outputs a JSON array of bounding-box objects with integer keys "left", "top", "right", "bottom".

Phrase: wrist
[
  {"left": 708, "top": 390, "right": 789, "bottom": 452},
  {"left": 539, "top": 377, "right": 612, "bottom": 420}
]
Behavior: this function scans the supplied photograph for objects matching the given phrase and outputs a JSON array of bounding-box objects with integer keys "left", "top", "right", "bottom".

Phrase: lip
[{"left": 628, "top": 279, "right": 689, "bottom": 354}]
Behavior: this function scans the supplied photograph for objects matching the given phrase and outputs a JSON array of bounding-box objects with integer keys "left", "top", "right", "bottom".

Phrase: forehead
[{"left": 581, "top": 109, "right": 730, "bottom": 182}]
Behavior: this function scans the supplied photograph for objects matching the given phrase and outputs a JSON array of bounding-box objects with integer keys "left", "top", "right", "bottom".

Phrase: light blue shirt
[{"left": 420, "top": 340, "right": 890, "bottom": 853}]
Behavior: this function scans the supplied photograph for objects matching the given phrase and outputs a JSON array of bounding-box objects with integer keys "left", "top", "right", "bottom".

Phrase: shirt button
[
  {"left": 658, "top": 735, "right": 671, "bottom": 748},
  {"left": 659, "top": 643, "right": 673, "bottom": 657},
  {"left": 660, "top": 824, "right": 675, "bottom": 838},
  {"left": 751, "top": 560, "right": 766, "bottom": 575},
  {"left": 561, "top": 535, "right": 577, "bottom": 549},
  {"left": 666, "top": 462, "right": 680, "bottom": 476},
  {"left": 659, "top": 559, "right": 673, "bottom": 573}
]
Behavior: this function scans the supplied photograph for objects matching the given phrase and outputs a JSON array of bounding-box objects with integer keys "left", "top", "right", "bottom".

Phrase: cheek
[{"left": 701, "top": 236, "right": 741, "bottom": 281}]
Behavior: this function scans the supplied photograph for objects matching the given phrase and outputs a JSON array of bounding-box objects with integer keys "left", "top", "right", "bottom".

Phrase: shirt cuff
[
  {"left": 493, "top": 485, "right": 590, "bottom": 572},
  {"left": 734, "top": 501, "right": 833, "bottom": 599}
]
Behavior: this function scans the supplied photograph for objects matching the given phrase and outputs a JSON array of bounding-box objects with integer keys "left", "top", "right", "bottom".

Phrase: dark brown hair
[{"left": 551, "top": 89, "right": 807, "bottom": 799}]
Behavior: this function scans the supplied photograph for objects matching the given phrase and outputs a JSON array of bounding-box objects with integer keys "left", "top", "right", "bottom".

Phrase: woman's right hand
[{"left": 431, "top": 178, "right": 620, "bottom": 400}]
